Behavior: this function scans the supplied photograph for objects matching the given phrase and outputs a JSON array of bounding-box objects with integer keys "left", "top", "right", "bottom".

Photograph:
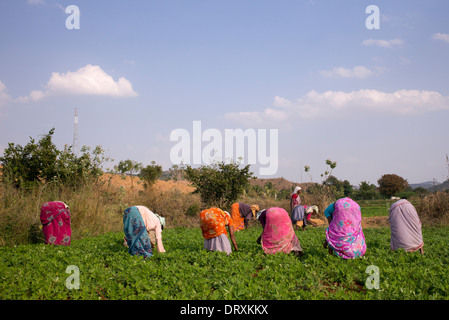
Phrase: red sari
[{"left": 40, "top": 201, "right": 72, "bottom": 245}]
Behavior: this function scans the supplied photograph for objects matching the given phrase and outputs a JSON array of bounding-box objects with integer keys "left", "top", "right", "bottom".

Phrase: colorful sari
[
  {"left": 389, "top": 199, "right": 424, "bottom": 252},
  {"left": 200, "top": 208, "right": 233, "bottom": 254},
  {"left": 40, "top": 201, "right": 71, "bottom": 245},
  {"left": 230, "top": 203, "right": 258, "bottom": 231},
  {"left": 200, "top": 207, "right": 231, "bottom": 239},
  {"left": 261, "top": 207, "right": 302, "bottom": 254},
  {"left": 325, "top": 198, "right": 366, "bottom": 259},
  {"left": 123, "top": 206, "right": 153, "bottom": 258}
]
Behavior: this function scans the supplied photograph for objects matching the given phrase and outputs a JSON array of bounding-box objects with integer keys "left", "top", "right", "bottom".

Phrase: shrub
[
  {"left": 139, "top": 161, "right": 163, "bottom": 189},
  {"left": 415, "top": 191, "right": 449, "bottom": 225},
  {"left": 0, "top": 129, "right": 110, "bottom": 189},
  {"left": 183, "top": 160, "right": 254, "bottom": 208}
]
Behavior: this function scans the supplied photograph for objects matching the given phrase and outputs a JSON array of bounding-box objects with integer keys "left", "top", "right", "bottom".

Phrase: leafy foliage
[
  {"left": 0, "top": 128, "right": 110, "bottom": 189},
  {"left": 183, "top": 160, "right": 254, "bottom": 207},
  {"left": 1, "top": 226, "right": 448, "bottom": 300},
  {"left": 139, "top": 161, "right": 163, "bottom": 189},
  {"left": 378, "top": 174, "right": 409, "bottom": 198},
  {"left": 353, "top": 181, "right": 382, "bottom": 200},
  {"left": 115, "top": 159, "right": 142, "bottom": 177}
]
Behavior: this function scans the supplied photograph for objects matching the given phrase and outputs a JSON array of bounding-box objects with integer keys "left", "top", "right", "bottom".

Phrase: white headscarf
[
  {"left": 154, "top": 213, "right": 166, "bottom": 229},
  {"left": 292, "top": 186, "right": 302, "bottom": 196},
  {"left": 305, "top": 205, "right": 319, "bottom": 214}
]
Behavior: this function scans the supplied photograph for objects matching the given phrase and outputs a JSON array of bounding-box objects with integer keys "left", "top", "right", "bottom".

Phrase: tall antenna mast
[{"left": 72, "top": 107, "right": 79, "bottom": 156}]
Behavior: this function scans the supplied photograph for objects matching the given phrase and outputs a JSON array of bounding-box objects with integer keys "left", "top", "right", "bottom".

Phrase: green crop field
[{"left": 1, "top": 225, "right": 448, "bottom": 301}]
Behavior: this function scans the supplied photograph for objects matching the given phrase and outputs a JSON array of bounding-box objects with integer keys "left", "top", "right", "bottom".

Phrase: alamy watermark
[
  {"left": 65, "top": 265, "right": 80, "bottom": 290},
  {"left": 64, "top": 5, "right": 379, "bottom": 31},
  {"left": 65, "top": 5, "right": 80, "bottom": 30},
  {"left": 365, "top": 265, "right": 380, "bottom": 290},
  {"left": 365, "top": 5, "right": 380, "bottom": 30},
  {"left": 170, "top": 121, "right": 278, "bottom": 176}
]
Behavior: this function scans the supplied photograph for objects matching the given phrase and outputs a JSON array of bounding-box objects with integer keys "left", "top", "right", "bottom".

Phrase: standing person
[
  {"left": 123, "top": 206, "right": 153, "bottom": 258},
  {"left": 290, "top": 186, "right": 302, "bottom": 213},
  {"left": 200, "top": 207, "right": 238, "bottom": 255},
  {"left": 389, "top": 199, "right": 424, "bottom": 254},
  {"left": 256, "top": 207, "right": 303, "bottom": 256},
  {"left": 323, "top": 197, "right": 366, "bottom": 259},
  {"left": 230, "top": 202, "right": 259, "bottom": 231},
  {"left": 40, "top": 201, "right": 72, "bottom": 245}
]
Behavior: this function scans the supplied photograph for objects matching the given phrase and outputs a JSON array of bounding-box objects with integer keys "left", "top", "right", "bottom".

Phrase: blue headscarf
[{"left": 123, "top": 206, "right": 153, "bottom": 258}]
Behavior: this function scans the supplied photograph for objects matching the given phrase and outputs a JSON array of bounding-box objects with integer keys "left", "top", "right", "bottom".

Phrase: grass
[
  {"left": 361, "top": 206, "right": 390, "bottom": 217},
  {"left": 1, "top": 225, "right": 448, "bottom": 300}
]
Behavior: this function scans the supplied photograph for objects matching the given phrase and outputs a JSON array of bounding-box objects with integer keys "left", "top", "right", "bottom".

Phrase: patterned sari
[
  {"left": 325, "top": 198, "right": 366, "bottom": 259},
  {"left": 261, "top": 207, "right": 302, "bottom": 254},
  {"left": 40, "top": 201, "right": 71, "bottom": 245},
  {"left": 123, "top": 206, "right": 153, "bottom": 258},
  {"left": 200, "top": 207, "right": 234, "bottom": 254},
  {"left": 200, "top": 207, "right": 231, "bottom": 239}
]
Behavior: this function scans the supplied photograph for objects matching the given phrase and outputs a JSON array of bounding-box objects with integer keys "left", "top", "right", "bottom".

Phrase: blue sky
[{"left": 1, "top": 0, "right": 448, "bottom": 186}]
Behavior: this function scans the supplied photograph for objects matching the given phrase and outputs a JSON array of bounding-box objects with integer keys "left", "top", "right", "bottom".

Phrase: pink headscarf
[
  {"left": 261, "top": 207, "right": 297, "bottom": 254},
  {"left": 40, "top": 201, "right": 71, "bottom": 245}
]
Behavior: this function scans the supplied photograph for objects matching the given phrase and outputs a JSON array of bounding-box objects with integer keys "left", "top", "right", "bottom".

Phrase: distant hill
[
  {"left": 249, "top": 177, "right": 315, "bottom": 191},
  {"left": 429, "top": 180, "right": 449, "bottom": 192},
  {"left": 409, "top": 181, "right": 441, "bottom": 190}
]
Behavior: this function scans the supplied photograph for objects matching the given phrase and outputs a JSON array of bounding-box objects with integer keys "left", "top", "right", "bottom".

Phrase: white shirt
[{"left": 135, "top": 206, "right": 166, "bottom": 253}]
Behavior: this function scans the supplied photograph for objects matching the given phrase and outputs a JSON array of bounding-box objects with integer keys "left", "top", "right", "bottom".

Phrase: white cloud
[
  {"left": 319, "top": 66, "right": 381, "bottom": 79},
  {"left": 0, "top": 81, "right": 12, "bottom": 108},
  {"left": 225, "top": 89, "right": 449, "bottom": 125},
  {"left": 17, "top": 64, "right": 138, "bottom": 102},
  {"left": 27, "top": 0, "right": 45, "bottom": 5},
  {"left": 362, "top": 38, "right": 403, "bottom": 48},
  {"left": 432, "top": 33, "right": 449, "bottom": 44}
]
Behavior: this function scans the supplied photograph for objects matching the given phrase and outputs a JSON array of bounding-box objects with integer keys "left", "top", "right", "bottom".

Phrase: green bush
[
  {"left": 183, "top": 160, "right": 254, "bottom": 207},
  {"left": 0, "top": 128, "right": 110, "bottom": 189}
]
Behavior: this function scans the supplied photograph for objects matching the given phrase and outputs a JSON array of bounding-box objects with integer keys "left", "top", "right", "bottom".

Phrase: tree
[
  {"left": 377, "top": 174, "right": 408, "bottom": 198},
  {"left": 304, "top": 159, "right": 337, "bottom": 184},
  {"left": 184, "top": 160, "right": 254, "bottom": 207},
  {"left": 322, "top": 175, "right": 354, "bottom": 198},
  {"left": 0, "top": 128, "right": 110, "bottom": 188},
  {"left": 139, "top": 161, "right": 162, "bottom": 189},
  {"left": 115, "top": 159, "right": 142, "bottom": 189},
  {"left": 354, "top": 181, "right": 381, "bottom": 200}
]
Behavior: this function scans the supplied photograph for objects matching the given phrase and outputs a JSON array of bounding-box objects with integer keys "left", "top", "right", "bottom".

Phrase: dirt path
[
  {"left": 361, "top": 216, "right": 389, "bottom": 228},
  {"left": 101, "top": 173, "right": 195, "bottom": 193}
]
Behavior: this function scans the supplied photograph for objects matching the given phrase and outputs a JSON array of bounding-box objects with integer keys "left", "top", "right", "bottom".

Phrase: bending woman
[
  {"left": 40, "top": 201, "right": 71, "bottom": 246},
  {"left": 257, "top": 207, "right": 303, "bottom": 256},
  {"left": 389, "top": 199, "right": 424, "bottom": 254},
  {"left": 123, "top": 206, "right": 154, "bottom": 258},
  {"left": 230, "top": 202, "right": 259, "bottom": 231},
  {"left": 123, "top": 206, "right": 166, "bottom": 253},
  {"left": 323, "top": 197, "right": 366, "bottom": 259},
  {"left": 200, "top": 207, "right": 238, "bottom": 255}
]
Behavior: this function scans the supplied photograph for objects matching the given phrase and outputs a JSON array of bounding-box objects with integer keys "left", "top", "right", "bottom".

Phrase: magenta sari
[
  {"left": 261, "top": 207, "right": 302, "bottom": 254},
  {"left": 325, "top": 198, "right": 366, "bottom": 259},
  {"left": 40, "top": 201, "right": 72, "bottom": 245}
]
